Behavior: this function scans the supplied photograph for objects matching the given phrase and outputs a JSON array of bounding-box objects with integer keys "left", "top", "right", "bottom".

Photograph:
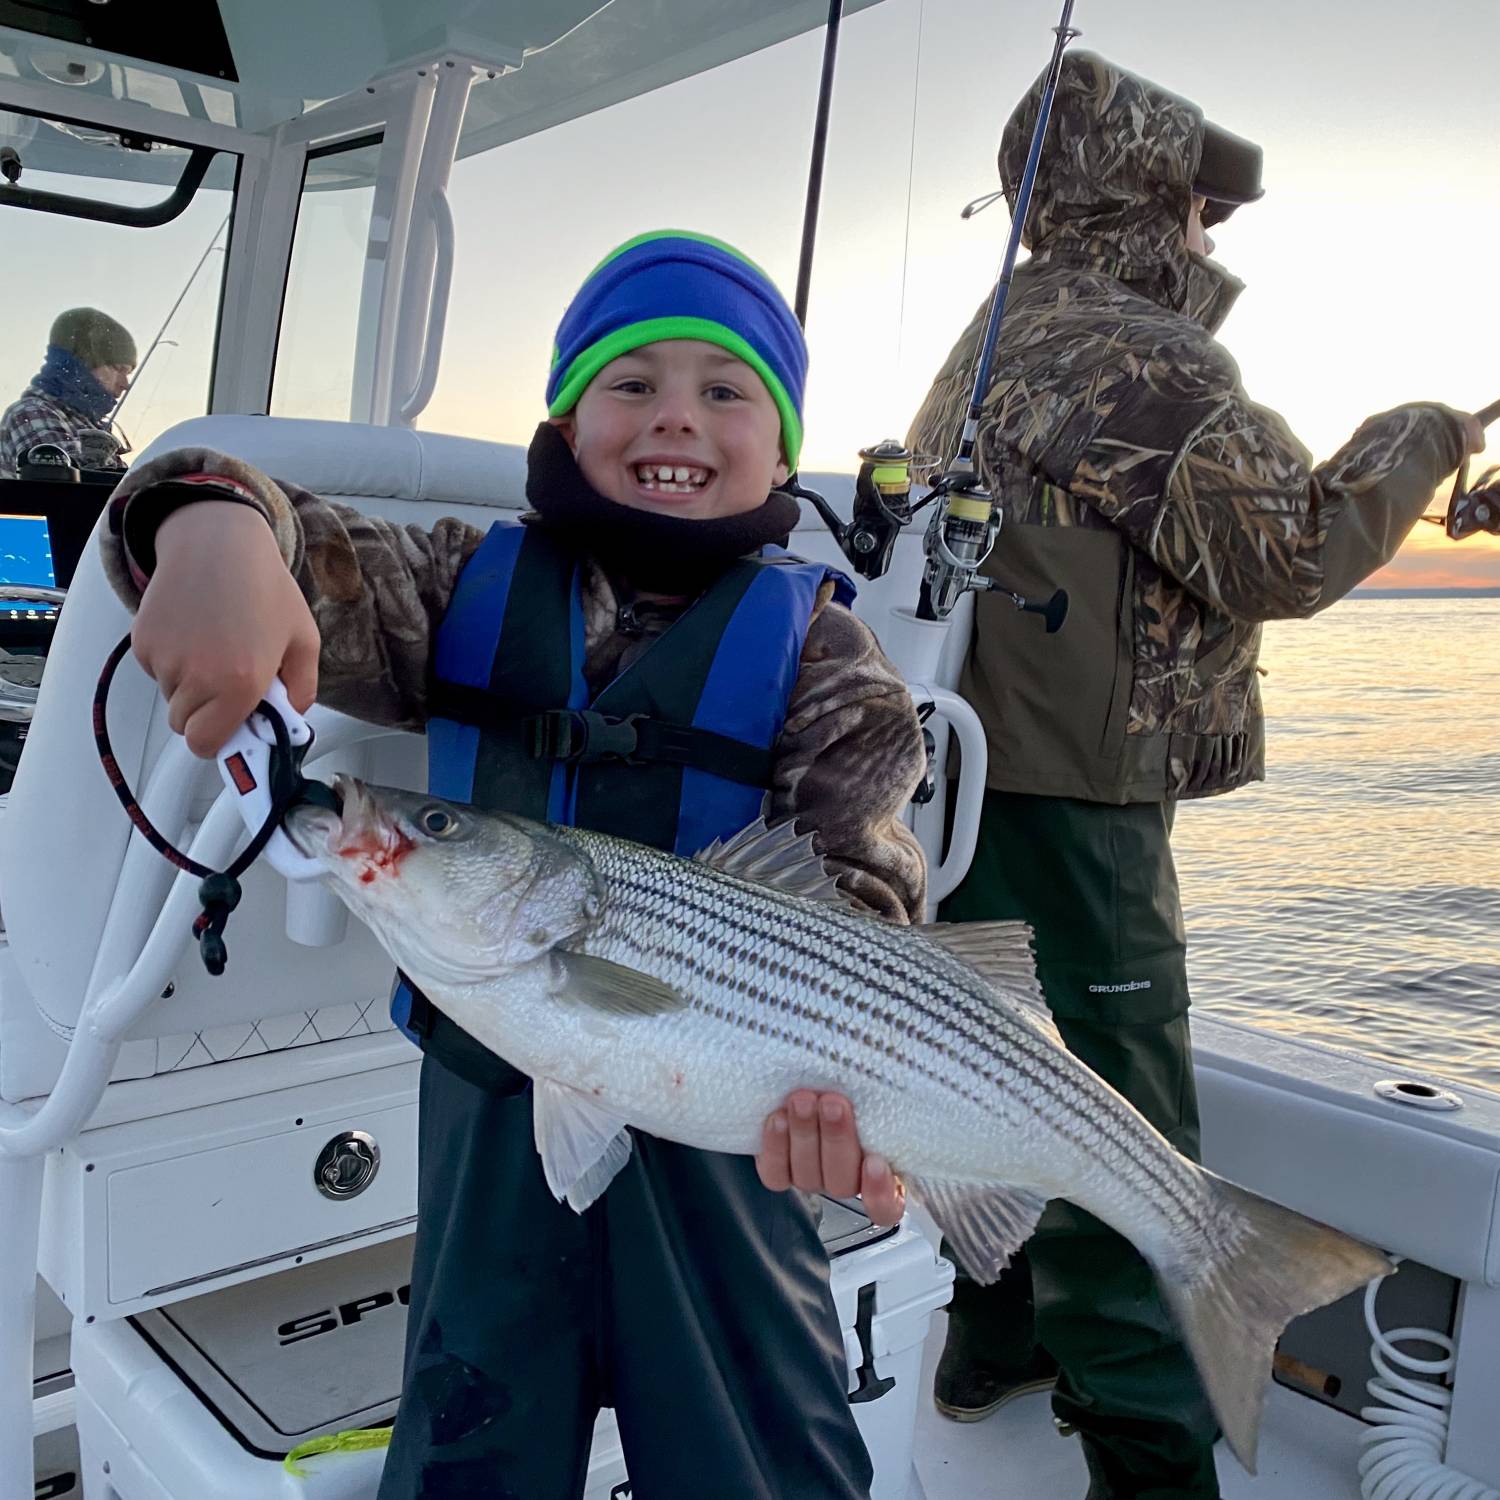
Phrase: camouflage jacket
[
  {"left": 908, "top": 52, "right": 1468, "bottom": 803},
  {"left": 0, "top": 385, "right": 129, "bottom": 476},
  {"left": 102, "top": 447, "right": 929, "bottom": 922}
]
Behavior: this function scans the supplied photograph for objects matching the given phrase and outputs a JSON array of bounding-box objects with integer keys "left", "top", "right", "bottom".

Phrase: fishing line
[{"left": 895, "top": 0, "right": 927, "bottom": 373}]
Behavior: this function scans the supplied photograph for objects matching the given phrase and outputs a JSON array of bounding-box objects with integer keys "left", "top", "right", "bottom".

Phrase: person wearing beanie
[
  {"left": 101, "top": 230, "right": 927, "bottom": 1499},
  {"left": 907, "top": 53, "right": 1484, "bottom": 1499},
  {"left": 0, "top": 307, "right": 136, "bottom": 475}
]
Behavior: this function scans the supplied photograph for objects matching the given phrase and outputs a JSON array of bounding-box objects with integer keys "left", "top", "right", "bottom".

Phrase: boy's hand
[
  {"left": 757, "top": 1090, "right": 906, "bottom": 1226},
  {"left": 132, "top": 500, "right": 321, "bottom": 759}
]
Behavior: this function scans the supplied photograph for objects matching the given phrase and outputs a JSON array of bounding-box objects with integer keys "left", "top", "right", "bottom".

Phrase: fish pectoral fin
[
  {"left": 694, "top": 809, "right": 866, "bottom": 911},
  {"left": 905, "top": 1176, "right": 1050, "bottom": 1286},
  {"left": 533, "top": 1077, "right": 634, "bottom": 1213},
  {"left": 919, "top": 922, "right": 1059, "bottom": 1042},
  {"left": 555, "top": 952, "right": 691, "bottom": 1016}
]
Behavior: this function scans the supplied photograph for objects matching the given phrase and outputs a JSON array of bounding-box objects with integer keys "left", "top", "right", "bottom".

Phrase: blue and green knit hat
[{"left": 547, "top": 230, "right": 807, "bottom": 470}]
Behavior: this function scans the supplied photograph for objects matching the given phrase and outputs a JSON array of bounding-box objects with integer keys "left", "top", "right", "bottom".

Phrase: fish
[{"left": 284, "top": 775, "right": 1392, "bottom": 1473}]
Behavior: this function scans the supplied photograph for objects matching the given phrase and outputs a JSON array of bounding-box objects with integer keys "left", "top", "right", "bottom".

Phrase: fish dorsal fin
[
  {"left": 920, "top": 921, "right": 1059, "bottom": 1042},
  {"left": 904, "top": 1175, "right": 1049, "bottom": 1285},
  {"left": 556, "top": 952, "right": 691, "bottom": 1016},
  {"left": 695, "top": 812, "right": 861, "bottom": 909},
  {"left": 533, "top": 1077, "right": 634, "bottom": 1212}
]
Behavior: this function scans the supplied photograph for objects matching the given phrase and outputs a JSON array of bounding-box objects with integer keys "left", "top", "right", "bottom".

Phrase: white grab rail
[{"left": 912, "top": 683, "right": 987, "bottom": 908}]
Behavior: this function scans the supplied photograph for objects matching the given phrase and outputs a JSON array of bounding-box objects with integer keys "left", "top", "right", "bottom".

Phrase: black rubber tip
[
  {"left": 199, "top": 931, "right": 228, "bottom": 976},
  {"left": 198, "top": 872, "right": 242, "bottom": 912}
]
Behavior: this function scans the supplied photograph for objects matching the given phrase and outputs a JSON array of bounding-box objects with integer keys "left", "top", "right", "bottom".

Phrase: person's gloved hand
[{"left": 756, "top": 1089, "right": 906, "bottom": 1225}]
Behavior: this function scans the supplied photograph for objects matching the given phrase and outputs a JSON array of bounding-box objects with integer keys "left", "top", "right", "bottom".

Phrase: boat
[{"left": 1, "top": 5, "right": 1496, "bottom": 1499}]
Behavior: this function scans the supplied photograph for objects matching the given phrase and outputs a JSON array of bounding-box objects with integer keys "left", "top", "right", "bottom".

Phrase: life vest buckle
[{"left": 526, "top": 708, "right": 643, "bottom": 763}]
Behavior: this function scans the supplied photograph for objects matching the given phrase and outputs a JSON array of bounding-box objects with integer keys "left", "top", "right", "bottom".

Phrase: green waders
[{"left": 940, "top": 789, "right": 1221, "bottom": 1500}]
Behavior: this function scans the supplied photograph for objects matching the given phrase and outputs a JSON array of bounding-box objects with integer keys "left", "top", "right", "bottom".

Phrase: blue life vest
[{"left": 391, "top": 520, "right": 853, "bottom": 1042}]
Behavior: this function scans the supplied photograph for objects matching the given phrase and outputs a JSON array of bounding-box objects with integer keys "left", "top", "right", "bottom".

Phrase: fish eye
[{"left": 420, "top": 807, "right": 459, "bottom": 837}]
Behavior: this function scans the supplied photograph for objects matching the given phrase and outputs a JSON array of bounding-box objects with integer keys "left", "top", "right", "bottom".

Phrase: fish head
[{"left": 284, "top": 775, "right": 603, "bottom": 985}]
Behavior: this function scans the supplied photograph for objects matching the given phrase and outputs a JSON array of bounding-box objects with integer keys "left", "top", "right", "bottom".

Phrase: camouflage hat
[{"left": 49, "top": 307, "right": 137, "bottom": 369}]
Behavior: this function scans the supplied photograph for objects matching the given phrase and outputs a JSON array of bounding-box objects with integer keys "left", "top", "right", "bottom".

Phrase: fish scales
[
  {"left": 577, "top": 830, "right": 1211, "bottom": 1238},
  {"left": 603, "top": 876, "right": 1176, "bottom": 1218}
]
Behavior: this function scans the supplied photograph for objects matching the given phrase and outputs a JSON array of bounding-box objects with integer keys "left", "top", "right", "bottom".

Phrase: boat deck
[{"left": 910, "top": 1318, "right": 1365, "bottom": 1500}]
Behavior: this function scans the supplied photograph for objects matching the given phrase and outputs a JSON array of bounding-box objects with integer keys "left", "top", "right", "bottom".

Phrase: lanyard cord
[{"left": 92, "top": 632, "right": 314, "bottom": 974}]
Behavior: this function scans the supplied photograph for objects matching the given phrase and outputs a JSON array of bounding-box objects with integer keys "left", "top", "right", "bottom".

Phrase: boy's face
[{"left": 553, "top": 339, "right": 789, "bottom": 520}]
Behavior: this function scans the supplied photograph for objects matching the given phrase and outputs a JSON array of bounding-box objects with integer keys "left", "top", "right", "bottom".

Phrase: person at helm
[{"left": 0, "top": 306, "right": 135, "bottom": 476}]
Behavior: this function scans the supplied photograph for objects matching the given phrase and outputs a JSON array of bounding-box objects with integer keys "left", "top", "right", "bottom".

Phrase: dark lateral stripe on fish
[
  {"left": 605, "top": 868, "right": 1146, "bottom": 1139},
  {"left": 606, "top": 867, "right": 1115, "bottom": 1120},
  {"left": 599, "top": 850, "right": 1202, "bottom": 1213},
  {"left": 684, "top": 889, "right": 1210, "bottom": 1236},
  {"left": 693, "top": 995, "right": 889, "bottom": 1087},
  {"left": 600, "top": 865, "right": 1206, "bottom": 1229},
  {"left": 603, "top": 933, "right": 945, "bottom": 1095}
]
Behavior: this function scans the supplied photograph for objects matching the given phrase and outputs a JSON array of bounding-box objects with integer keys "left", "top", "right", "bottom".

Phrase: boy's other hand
[
  {"left": 757, "top": 1089, "right": 906, "bottom": 1226},
  {"left": 133, "top": 500, "right": 320, "bottom": 759}
]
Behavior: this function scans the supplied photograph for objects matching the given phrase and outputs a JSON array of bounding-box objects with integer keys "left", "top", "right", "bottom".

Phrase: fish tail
[{"left": 1157, "top": 1174, "right": 1391, "bottom": 1474}]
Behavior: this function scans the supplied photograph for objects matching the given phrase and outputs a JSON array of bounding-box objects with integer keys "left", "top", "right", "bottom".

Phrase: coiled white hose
[{"left": 1359, "top": 1262, "right": 1499, "bottom": 1500}]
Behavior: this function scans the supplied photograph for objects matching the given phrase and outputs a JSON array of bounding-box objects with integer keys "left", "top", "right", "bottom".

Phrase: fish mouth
[
  {"left": 283, "top": 801, "right": 340, "bottom": 859},
  {"left": 284, "top": 774, "right": 408, "bottom": 874}
]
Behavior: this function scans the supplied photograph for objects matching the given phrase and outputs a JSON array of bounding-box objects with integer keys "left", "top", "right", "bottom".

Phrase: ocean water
[{"left": 1173, "top": 595, "right": 1500, "bottom": 1092}]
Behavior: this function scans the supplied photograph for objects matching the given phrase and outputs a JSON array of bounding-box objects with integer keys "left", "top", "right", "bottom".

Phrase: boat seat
[{"left": 0, "top": 417, "right": 536, "bottom": 1108}]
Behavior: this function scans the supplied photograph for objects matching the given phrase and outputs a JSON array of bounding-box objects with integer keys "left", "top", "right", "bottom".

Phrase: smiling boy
[{"left": 103, "top": 231, "right": 928, "bottom": 1498}]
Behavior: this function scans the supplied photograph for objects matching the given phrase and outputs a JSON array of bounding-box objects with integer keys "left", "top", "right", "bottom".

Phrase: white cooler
[{"left": 69, "top": 1199, "right": 953, "bottom": 1500}]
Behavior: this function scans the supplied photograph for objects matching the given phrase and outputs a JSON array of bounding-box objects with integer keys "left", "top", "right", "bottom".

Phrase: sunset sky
[{"left": 5, "top": 0, "right": 1497, "bottom": 585}]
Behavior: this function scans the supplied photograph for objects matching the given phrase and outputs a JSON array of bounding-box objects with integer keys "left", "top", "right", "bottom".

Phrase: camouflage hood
[
  {"left": 1001, "top": 51, "right": 1242, "bottom": 331},
  {"left": 909, "top": 53, "right": 1467, "bottom": 807}
]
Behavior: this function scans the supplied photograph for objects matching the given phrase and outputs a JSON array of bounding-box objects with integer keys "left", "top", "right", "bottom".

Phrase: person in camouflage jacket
[
  {"left": 910, "top": 51, "right": 1483, "bottom": 1500},
  {"left": 105, "top": 231, "right": 925, "bottom": 1500}
]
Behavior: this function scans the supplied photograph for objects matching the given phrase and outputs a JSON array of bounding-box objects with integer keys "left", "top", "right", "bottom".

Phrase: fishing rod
[
  {"left": 783, "top": 0, "right": 926, "bottom": 580},
  {"left": 794, "top": 0, "right": 844, "bottom": 328},
  {"left": 912, "top": 0, "right": 1076, "bottom": 623},
  {"left": 794, "top": 0, "right": 1078, "bottom": 627},
  {"left": 1420, "top": 396, "right": 1500, "bottom": 540},
  {"left": 112, "top": 213, "right": 229, "bottom": 422},
  {"left": 781, "top": 0, "right": 942, "bottom": 584}
]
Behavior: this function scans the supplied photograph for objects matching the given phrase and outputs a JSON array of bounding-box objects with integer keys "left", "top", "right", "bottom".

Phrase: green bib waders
[{"left": 940, "top": 789, "right": 1221, "bottom": 1500}]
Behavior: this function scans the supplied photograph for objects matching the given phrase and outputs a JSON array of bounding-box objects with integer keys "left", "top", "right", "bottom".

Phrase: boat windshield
[{"left": 0, "top": 105, "right": 236, "bottom": 466}]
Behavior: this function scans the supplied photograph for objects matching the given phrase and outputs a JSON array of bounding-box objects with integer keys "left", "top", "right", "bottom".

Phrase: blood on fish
[{"left": 337, "top": 827, "right": 415, "bottom": 885}]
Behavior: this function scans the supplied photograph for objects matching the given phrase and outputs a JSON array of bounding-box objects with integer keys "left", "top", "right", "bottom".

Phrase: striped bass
[{"left": 285, "top": 775, "right": 1391, "bottom": 1473}]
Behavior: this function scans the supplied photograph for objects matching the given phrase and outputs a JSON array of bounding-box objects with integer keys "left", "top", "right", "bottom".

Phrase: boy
[{"left": 104, "top": 231, "right": 929, "bottom": 1498}]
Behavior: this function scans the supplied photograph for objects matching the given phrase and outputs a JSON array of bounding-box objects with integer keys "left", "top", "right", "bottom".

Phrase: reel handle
[
  {"left": 982, "top": 581, "right": 1069, "bottom": 633},
  {"left": 1023, "top": 588, "right": 1069, "bottom": 634}
]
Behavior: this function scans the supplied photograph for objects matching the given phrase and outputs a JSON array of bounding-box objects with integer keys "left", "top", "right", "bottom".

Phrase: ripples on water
[{"left": 1174, "top": 596, "right": 1500, "bottom": 1091}]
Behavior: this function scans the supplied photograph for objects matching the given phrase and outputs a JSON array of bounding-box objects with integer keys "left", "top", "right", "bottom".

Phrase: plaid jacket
[{"left": 0, "top": 385, "right": 129, "bottom": 476}]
